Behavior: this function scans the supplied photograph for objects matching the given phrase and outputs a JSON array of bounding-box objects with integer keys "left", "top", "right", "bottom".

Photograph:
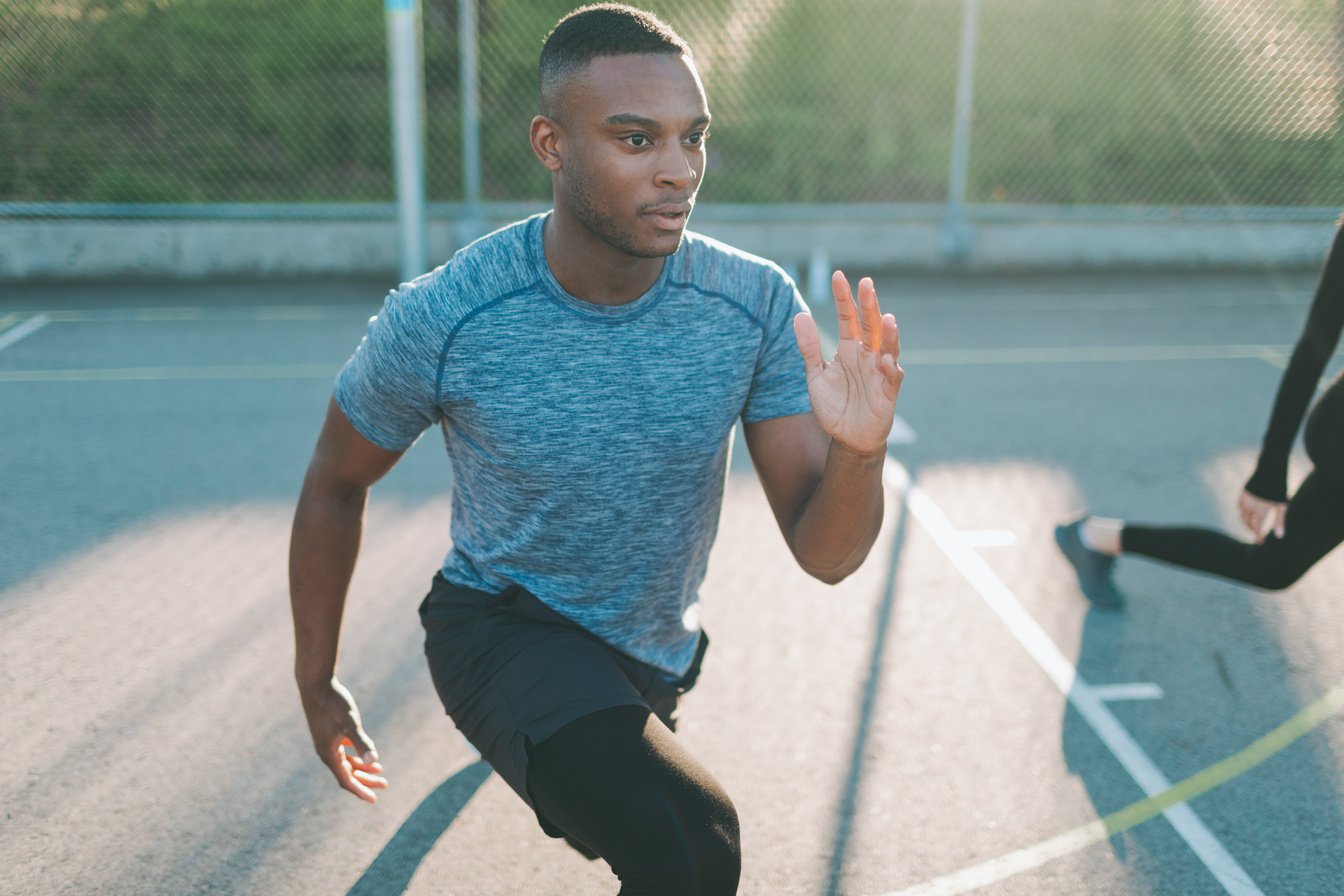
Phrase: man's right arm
[{"left": 289, "top": 396, "right": 405, "bottom": 802}]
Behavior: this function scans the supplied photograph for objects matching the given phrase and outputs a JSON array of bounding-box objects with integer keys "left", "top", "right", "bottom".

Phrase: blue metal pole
[
  {"left": 458, "top": 0, "right": 484, "bottom": 246},
  {"left": 386, "top": 0, "right": 427, "bottom": 280},
  {"left": 942, "top": 0, "right": 980, "bottom": 264}
]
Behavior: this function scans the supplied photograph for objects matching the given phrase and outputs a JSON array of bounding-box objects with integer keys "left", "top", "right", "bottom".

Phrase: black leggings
[
  {"left": 1122, "top": 466, "right": 1344, "bottom": 590},
  {"left": 525, "top": 705, "right": 741, "bottom": 896},
  {"left": 1121, "top": 383, "right": 1344, "bottom": 590}
]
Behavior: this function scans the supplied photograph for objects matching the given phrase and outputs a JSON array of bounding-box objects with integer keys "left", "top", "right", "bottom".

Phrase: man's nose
[{"left": 655, "top": 145, "right": 699, "bottom": 190}]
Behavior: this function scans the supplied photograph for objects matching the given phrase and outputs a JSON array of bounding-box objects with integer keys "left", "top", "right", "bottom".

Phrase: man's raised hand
[{"left": 792, "top": 270, "right": 903, "bottom": 455}]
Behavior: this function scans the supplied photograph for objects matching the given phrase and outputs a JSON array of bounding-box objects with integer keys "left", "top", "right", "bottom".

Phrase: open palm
[{"left": 793, "top": 271, "right": 903, "bottom": 455}]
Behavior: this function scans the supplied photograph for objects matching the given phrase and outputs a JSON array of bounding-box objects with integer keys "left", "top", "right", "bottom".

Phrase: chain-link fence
[{"left": 2, "top": 0, "right": 1342, "bottom": 209}]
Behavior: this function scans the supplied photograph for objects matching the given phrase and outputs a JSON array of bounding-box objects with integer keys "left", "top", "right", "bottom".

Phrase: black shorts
[{"left": 418, "top": 574, "right": 708, "bottom": 836}]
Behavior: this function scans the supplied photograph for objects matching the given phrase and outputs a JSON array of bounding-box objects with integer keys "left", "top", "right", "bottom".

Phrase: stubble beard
[{"left": 566, "top": 173, "right": 685, "bottom": 260}]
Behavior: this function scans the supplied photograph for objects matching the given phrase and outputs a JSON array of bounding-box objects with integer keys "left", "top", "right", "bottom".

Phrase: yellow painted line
[
  {"left": 0, "top": 363, "right": 336, "bottom": 383},
  {"left": 902, "top": 344, "right": 1295, "bottom": 366},
  {"left": 892, "top": 461, "right": 1262, "bottom": 893},
  {"left": 878, "top": 679, "right": 1344, "bottom": 896},
  {"left": 1103, "top": 679, "right": 1344, "bottom": 834}
]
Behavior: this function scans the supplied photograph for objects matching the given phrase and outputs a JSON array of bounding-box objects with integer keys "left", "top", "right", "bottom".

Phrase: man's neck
[{"left": 542, "top": 212, "right": 665, "bottom": 306}]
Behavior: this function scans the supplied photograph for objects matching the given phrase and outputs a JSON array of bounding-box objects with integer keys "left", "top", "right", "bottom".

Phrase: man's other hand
[{"left": 299, "top": 677, "right": 388, "bottom": 803}]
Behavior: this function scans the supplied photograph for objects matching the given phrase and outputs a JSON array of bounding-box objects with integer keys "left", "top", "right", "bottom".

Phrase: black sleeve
[{"left": 1244, "top": 221, "right": 1344, "bottom": 502}]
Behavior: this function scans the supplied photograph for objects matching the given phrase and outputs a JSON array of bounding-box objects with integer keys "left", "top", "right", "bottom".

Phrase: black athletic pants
[
  {"left": 1121, "top": 380, "right": 1344, "bottom": 590},
  {"left": 526, "top": 705, "right": 741, "bottom": 895}
]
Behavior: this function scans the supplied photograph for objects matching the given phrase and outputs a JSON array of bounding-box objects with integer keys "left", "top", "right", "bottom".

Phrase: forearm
[
  {"left": 289, "top": 478, "right": 368, "bottom": 688},
  {"left": 788, "top": 440, "right": 887, "bottom": 584},
  {"left": 1247, "top": 231, "right": 1344, "bottom": 499}
]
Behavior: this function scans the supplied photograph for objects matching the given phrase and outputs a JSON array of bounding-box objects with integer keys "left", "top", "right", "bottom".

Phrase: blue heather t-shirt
[{"left": 335, "top": 213, "right": 812, "bottom": 676}]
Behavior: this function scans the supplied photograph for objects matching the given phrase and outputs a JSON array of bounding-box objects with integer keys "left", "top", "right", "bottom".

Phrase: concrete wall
[{"left": 0, "top": 204, "right": 1337, "bottom": 283}]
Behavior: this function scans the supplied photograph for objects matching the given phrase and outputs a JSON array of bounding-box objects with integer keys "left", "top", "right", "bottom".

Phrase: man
[{"left": 289, "top": 5, "right": 903, "bottom": 893}]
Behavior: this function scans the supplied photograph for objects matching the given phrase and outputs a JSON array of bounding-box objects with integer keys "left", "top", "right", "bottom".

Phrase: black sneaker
[{"left": 1054, "top": 519, "right": 1125, "bottom": 609}]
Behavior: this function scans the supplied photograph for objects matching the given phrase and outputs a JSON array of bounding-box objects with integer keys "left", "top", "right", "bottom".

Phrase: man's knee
[
  {"left": 620, "top": 800, "right": 740, "bottom": 895},
  {"left": 691, "top": 803, "right": 741, "bottom": 895}
]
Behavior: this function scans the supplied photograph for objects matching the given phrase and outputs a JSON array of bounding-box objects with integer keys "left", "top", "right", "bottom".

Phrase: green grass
[{"left": 1, "top": 0, "right": 1340, "bottom": 205}]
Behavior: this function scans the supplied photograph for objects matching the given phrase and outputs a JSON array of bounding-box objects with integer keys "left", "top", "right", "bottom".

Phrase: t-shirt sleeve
[
  {"left": 333, "top": 285, "right": 444, "bottom": 452},
  {"left": 742, "top": 272, "right": 814, "bottom": 424}
]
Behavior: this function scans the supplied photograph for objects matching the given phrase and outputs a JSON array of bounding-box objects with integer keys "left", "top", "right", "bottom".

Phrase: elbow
[
  {"left": 797, "top": 556, "right": 862, "bottom": 586},
  {"left": 809, "top": 567, "right": 852, "bottom": 586},
  {"left": 791, "top": 533, "right": 881, "bottom": 585}
]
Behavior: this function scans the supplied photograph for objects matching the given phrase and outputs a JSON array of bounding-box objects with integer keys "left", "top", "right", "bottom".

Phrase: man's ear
[{"left": 530, "top": 116, "right": 563, "bottom": 171}]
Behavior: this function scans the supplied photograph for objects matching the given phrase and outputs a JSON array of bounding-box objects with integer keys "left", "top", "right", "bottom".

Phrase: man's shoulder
[
  {"left": 450, "top": 215, "right": 541, "bottom": 274},
  {"left": 678, "top": 229, "right": 786, "bottom": 275},
  {"left": 390, "top": 216, "right": 544, "bottom": 331},
  {"left": 673, "top": 229, "right": 799, "bottom": 313}
]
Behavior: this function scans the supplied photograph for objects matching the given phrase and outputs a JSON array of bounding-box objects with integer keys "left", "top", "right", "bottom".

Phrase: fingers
[
  {"left": 1238, "top": 493, "right": 1265, "bottom": 543},
  {"left": 325, "top": 737, "right": 388, "bottom": 803},
  {"left": 834, "top": 270, "right": 896, "bottom": 354},
  {"left": 855, "top": 276, "right": 882, "bottom": 351},
  {"left": 830, "top": 270, "right": 861, "bottom": 342},
  {"left": 347, "top": 742, "right": 389, "bottom": 791},
  {"left": 1237, "top": 491, "right": 1287, "bottom": 543},
  {"left": 349, "top": 724, "right": 380, "bottom": 766},
  {"left": 1270, "top": 505, "right": 1287, "bottom": 540},
  {"left": 793, "top": 312, "right": 824, "bottom": 379},
  {"left": 301, "top": 679, "right": 389, "bottom": 803},
  {"left": 882, "top": 312, "right": 900, "bottom": 361},
  {"left": 880, "top": 352, "right": 904, "bottom": 403}
]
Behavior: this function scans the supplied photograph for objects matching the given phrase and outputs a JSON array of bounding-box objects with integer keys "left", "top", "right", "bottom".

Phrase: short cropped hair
[{"left": 539, "top": 4, "right": 691, "bottom": 118}]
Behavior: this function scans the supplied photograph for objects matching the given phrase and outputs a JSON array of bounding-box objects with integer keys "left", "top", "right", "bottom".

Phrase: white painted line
[
  {"left": 902, "top": 344, "right": 1294, "bottom": 366},
  {"left": 880, "top": 679, "right": 1344, "bottom": 896},
  {"left": 878, "top": 460, "right": 1264, "bottom": 896},
  {"left": 885, "top": 821, "right": 1109, "bottom": 896},
  {"left": 1092, "top": 683, "right": 1165, "bottom": 702},
  {"left": 0, "top": 363, "right": 336, "bottom": 383},
  {"left": 959, "top": 529, "right": 1017, "bottom": 548},
  {"left": 0, "top": 314, "right": 51, "bottom": 352}
]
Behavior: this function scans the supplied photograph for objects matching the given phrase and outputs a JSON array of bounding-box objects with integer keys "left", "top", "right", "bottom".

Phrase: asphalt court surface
[{"left": 2, "top": 267, "right": 1342, "bottom": 895}]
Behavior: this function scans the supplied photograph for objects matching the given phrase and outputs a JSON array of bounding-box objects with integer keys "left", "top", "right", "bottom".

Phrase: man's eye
[
  {"left": 686, "top": 132, "right": 708, "bottom": 146},
  {"left": 624, "top": 134, "right": 651, "bottom": 148}
]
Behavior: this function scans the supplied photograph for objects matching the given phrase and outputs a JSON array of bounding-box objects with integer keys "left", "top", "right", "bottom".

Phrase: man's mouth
[{"left": 645, "top": 202, "right": 693, "bottom": 231}]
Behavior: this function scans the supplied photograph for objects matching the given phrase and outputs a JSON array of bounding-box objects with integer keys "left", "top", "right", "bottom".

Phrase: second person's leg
[{"left": 1120, "top": 467, "right": 1344, "bottom": 590}]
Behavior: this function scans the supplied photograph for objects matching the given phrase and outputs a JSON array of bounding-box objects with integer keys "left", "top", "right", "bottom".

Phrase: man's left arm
[{"left": 743, "top": 271, "right": 903, "bottom": 584}]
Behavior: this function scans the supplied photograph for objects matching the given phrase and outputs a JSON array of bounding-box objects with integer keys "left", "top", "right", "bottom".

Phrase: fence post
[
  {"left": 942, "top": 0, "right": 980, "bottom": 264},
  {"left": 458, "top": 0, "right": 485, "bottom": 248},
  {"left": 386, "top": 0, "right": 428, "bottom": 281}
]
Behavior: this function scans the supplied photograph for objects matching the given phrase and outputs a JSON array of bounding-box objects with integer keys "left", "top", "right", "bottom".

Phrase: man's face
[{"left": 550, "top": 53, "right": 710, "bottom": 258}]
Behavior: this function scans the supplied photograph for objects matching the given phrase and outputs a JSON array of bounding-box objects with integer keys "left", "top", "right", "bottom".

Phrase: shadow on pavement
[
  {"left": 823, "top": 480, "right": 912, "bottom": 896},
  {"left": 347, "top": 760, "right": 493, "bottom": 896}
]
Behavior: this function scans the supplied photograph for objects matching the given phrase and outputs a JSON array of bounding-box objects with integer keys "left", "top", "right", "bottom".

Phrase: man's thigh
[
  {"left": 525, "top": 704, "right": 740, "bottom": 892},
  {"left": 420, "top": 576, "right": 664, "bottom": 826}
]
